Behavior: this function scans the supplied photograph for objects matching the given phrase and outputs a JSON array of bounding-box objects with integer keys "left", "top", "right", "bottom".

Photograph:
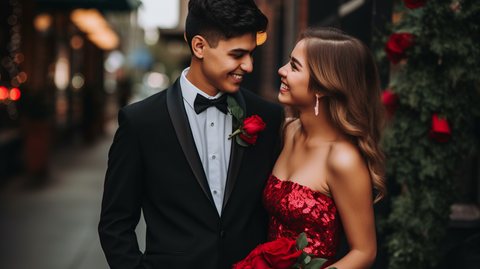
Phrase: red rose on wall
[
  {"left": 239, "top": 115, "right": 266, "bottom": 145},
  {"left": 384, "top": 33, "right": 415, "bottom": 64},
  {"left": 404, "top": 0, "right": 426, "bottom": 9},
  {"left": 428, "top": 113, "right": 452, "bottom": 143},
  {"left": 382, "top": 90, "right": 399, "bottom": 118},
  {"left": 263, "top": 237, "right": 303, "bottom": 269}
]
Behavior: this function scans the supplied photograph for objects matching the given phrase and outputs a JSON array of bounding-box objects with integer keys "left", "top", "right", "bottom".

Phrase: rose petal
[
  {"left": 243, "top": 115, "right": 266, "bottom": 135},
  {"left": 271, "top": 250, "right": 303, "bottom": 269},
  {"left": 240, "top": 133, "right": 257, "bottom": 144},
  {"left": 384, "top": 33, "right": 415, "bottom": 63},
  {"left": 251, "top": 255, "right": 274, "bottom": 269}
]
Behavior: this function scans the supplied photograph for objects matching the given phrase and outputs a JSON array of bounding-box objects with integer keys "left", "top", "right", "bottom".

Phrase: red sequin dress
[{"left": 263, "top": 174, "right": 343, "bottom": 269}]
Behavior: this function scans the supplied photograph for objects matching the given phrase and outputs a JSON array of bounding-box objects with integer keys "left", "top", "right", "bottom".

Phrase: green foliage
[
  {"left": 380, "top": 0, "right": 480, "bottom": 268},
  {"left": 235, "top": 135, "right": 250, "bottom": 147},
  {"left": 227, "top": 95, "right": 244, "bottom": 128},
  {"left": 296, "top": 232, "right": 309, "bottom": 250}
]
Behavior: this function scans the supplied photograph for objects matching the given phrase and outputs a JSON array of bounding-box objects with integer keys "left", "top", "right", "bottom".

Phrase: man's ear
[{"left": 191, "top": 35, "right": 207, "bottom": 59}]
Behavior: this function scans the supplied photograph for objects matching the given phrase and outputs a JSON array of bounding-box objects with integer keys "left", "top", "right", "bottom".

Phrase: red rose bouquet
[{"left": 233, "top": 233, "right": 336, "bottom": 269}]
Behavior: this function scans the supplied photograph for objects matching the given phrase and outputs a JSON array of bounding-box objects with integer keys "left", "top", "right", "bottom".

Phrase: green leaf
[
  {"left": 295, "top": 251, "right": 308, "bottom": 266},
  {"left": 235, "top": 135, "right": 251, "bottom": 147},
  {"left": 227, "top": 95, "right": 244, "bottom": 120},
  {"left": 296, "top": 233, "right": 308, "bottom": 250},
  {"left": 306, "top": 258, "right": 328, "bottom": 269},
  {"left": 304, "top": 255, "right": 311, "bottom": 264},
  {"left": 231, "top": 106, "right": 243, "bottom": 121},
  {"left": 226, "top": 95, "right": 239, "bottom": 108}
]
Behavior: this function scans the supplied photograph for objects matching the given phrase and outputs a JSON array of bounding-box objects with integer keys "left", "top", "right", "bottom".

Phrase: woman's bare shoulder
[{"left": 326, "top": 141, "right": 369, "bottom": 183}]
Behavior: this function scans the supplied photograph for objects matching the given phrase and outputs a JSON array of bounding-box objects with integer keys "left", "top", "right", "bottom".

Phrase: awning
[{"left": 35, "top": 0, "right": 138, "bottom": 11}]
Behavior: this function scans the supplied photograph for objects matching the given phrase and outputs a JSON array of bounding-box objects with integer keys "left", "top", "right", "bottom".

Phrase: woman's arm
[{"left": 326, "top": 143, "right": 377, "bottom": 269}]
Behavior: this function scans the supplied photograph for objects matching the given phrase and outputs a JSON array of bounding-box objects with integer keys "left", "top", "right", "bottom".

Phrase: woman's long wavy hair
[{"left": 285, "top": 27, "right": 387, "bottom": 202}]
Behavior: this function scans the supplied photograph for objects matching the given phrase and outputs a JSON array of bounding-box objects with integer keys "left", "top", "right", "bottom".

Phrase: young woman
[{"left": 263, "top": 27, "right": 387, "bottom": 269}]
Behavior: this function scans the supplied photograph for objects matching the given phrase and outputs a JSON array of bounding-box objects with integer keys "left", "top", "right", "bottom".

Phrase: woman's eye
[{"left": 290, "top": 61, "right": 297, "bottom": 70}]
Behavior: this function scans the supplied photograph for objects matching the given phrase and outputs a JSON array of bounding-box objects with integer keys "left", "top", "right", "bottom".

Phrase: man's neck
[{"left": 186, "top": 61, "right": 220, "bottom": 97}]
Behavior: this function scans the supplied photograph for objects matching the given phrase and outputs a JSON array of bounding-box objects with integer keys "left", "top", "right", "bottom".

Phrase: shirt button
[
  {"left": 211, "top": 122, "right": 214, "bottom": 126},
  {"left": 212, "top": 155, "right": 216, "bottom": 159},
  {"left": 213, "top": 190, "right": 217, "bottom": 195},
  {"left": 220, "top": 231, "right": 226, "bottom": 238}
]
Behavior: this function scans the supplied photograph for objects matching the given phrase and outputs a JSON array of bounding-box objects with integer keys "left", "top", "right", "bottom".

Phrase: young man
[{"left": 98, "top": 1, "right": 283, "bottom": 268}]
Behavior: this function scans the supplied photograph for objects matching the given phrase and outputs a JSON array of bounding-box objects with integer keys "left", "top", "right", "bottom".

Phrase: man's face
[{"left": 201, "top": 33, "right": 256, "bottom": 95}]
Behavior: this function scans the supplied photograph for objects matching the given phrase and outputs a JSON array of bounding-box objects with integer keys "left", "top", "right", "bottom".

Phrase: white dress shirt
[{"left": 180, "top": 67, "right": 232, "bottom": 216}]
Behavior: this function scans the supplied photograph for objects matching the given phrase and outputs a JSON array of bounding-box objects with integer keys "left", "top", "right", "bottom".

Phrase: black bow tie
[{"left": 194, "top": 93, "right": 229, "bottom": 114}]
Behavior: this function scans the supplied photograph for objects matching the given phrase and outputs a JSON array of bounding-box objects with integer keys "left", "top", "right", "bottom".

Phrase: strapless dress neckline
[{"left": 270, "top": 174, "right": 333, "bottom": 201}]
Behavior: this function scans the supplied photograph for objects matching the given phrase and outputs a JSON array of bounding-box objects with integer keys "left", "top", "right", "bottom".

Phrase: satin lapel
[
  {"left": 166, "top": 78, "right": 215, "bottom": 207},
  {"left": 222, "top": 89, "right": 247, "bottom": 210}
]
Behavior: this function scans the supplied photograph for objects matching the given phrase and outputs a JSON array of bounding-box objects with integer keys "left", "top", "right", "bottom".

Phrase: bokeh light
[
  {"left": 54, "top": 58, "right": 70, "bottom": 91},
  {"left": 16, "top": 71, "right": 27, "bottom": 83},
  {"left": 144, "top": 72, "right": 169, "bottom": 89},
  {"left": 9, "top": 87, "right": 21, "bottom": 101},
  {"left": 70, "top": 35, "right": 84, "bottom": 50},
  {"left": 2, "top": 57, "right": 12, "bottom": 67},
  {"left": 7, "top": 15, "right": 17, "bottom": 25},
  {"left": 11, "top": 77, "right": 20, "bottom": 87},
  {"left": 0, "top": 86, "right": 8, "bottom": 99},
  {"left": 72, "top": 73, "right": 85, "bottom": 90},
  {"left": 104, "top": 50, "right": 125, "bottom": 73},
  {"left": 14, "top": 52, "right": 24, "bottom": 63},
  {"left": 144, "top": 29, "right": 159, "bottom": 45},
  {"left": 34, "top": 13, "right": 53, "bottom": 31},
  {"left": 70, "top": 9, "right": 119, "bottom": 50}
]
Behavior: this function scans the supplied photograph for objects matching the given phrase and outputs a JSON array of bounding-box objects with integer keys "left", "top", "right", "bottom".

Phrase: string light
[{"left": 0, "top": 0, "right": 23, "bottom": 109}]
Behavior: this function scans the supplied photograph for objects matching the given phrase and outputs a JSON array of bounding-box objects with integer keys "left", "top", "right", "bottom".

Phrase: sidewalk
[{"left": 0, "top": 121, "right": 146, "bottom": 269}]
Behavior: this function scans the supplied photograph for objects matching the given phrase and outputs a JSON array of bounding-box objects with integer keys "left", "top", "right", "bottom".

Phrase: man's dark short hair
[{"left": 186, "top": 0, "right": 268, "bottom": 51}]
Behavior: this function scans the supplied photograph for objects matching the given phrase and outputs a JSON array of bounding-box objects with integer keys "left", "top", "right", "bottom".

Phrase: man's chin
[{"left": 222, "top": 85, "right": 241, "bottom": 94}]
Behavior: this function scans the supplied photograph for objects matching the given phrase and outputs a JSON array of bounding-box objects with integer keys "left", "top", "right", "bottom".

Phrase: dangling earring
[{"left": 314, "top": 94, "right": 320, "bottom": 116}]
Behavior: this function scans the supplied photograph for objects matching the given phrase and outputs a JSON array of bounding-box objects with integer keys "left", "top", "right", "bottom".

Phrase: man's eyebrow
[
  {"left": 290, "top": 55, "right": 303, "bottom": 68},
  {"left": 230, "top": 47, "right": 258, "bottom": 54}
]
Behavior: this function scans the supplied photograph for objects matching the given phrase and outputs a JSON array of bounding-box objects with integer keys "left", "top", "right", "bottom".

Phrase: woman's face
[{"left": 278, "top": 40, "right": 313, "bottom": 110}]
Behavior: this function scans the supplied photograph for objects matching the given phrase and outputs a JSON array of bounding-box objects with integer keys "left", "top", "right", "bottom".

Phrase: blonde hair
[{"left": 285, "top": 27, "right": 387, "bottom": 202}]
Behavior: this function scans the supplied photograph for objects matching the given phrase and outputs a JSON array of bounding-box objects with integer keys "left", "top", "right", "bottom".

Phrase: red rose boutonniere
[
  {"left": 227, "top": 96, "right": 266, "bottom": 147},
  {"left": 233, "top": 233, "right": 336, "bottom": 269}
]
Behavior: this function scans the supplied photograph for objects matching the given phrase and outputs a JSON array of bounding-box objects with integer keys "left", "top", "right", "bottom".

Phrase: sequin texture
[{"left": 263, "top": 174, "right": 343, "bottom": 269}]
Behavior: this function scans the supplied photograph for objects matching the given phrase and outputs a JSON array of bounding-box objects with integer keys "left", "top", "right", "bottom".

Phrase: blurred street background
[{"left": 0, "top": 0, "right": 478, "bottom": 268}]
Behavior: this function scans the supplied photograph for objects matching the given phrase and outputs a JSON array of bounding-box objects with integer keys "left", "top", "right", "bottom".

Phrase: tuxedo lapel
[
  {"left": 223, "top": 90, "right": 247, "bottom": 210},
  {"left": 166, "top": 78, "right": 215, "bottom": 207}
]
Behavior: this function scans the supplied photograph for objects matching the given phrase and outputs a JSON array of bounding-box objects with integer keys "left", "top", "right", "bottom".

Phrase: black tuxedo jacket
[{"left": 98, "top": 78, "right": 283, "bottom": 269}]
